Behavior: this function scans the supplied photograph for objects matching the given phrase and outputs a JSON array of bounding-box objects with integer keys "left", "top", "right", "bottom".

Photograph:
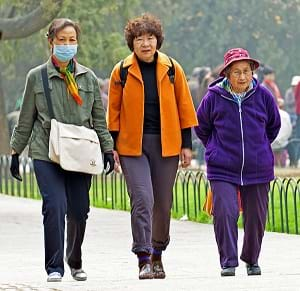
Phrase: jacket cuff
[
  {"left": 181, "top": 128, "right": 192, "bottom": 149},
  {"left": 110, "top": 131, "right": 119, "bottom": 150}
]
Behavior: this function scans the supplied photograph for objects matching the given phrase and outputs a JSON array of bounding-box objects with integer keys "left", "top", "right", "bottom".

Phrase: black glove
[
  {"left": 103, "top": 152, "right": 115, "bottom": 175},
  {"left": 10, "top": 153, "right": 22, "bottom": 181}
]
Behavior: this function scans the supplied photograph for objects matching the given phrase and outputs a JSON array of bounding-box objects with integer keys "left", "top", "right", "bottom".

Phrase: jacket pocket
[
  {"left": 34, "top": 85, "right": 48, "bottom": 113},
  {"left": 206, "top": 147, "right": 217, "bottom": 164},
  {"left": 77, "top": 79, "right": 95, "bottom": 111}
]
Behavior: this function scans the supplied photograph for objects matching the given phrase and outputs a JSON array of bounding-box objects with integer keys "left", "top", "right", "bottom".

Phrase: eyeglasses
[
  {"left": 231, "top": 69, "right": 253, "bottom": 78},
  {"left": 134, "top": 35, "right": 157, "bottom": 45}
]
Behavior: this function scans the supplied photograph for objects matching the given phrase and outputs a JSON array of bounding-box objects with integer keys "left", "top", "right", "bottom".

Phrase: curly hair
[
  {"left": 124, "top": 13, "right": 164, "bottom": 51},
  {"left": 46, "top": 18, "right": 81, "bottom": 41}
]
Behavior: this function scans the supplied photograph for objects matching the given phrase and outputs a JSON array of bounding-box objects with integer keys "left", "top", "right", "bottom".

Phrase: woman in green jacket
[{"left": 10, "top": 18, "right": 114, "bottom": 282}]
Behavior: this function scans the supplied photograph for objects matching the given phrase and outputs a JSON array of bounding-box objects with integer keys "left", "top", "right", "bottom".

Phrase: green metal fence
[{"left": 1, "top": 155, "right": 299, "bottom": 234}]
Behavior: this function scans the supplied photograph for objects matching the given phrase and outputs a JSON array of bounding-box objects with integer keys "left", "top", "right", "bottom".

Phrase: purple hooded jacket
[{"left": 194, "top": 77, "right": 281, "bottom": 185}]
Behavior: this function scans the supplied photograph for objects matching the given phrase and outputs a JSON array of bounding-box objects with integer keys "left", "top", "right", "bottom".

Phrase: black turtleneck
[{"left": 137, "top": 56, "right": 161, "bottom": 134}]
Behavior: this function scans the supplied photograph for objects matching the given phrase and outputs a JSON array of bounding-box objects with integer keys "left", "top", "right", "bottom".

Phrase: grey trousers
[
  {"left": 210, "top": 180, "right": 269, "bottom": 268},
  {"left": 120, "top": 134, "right": 179, "bottom": 254}
]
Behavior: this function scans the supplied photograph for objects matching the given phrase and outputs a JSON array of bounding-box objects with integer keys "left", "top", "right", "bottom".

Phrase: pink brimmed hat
[{"left": 219, "top": 48, "right": 260, "bottom": 76}]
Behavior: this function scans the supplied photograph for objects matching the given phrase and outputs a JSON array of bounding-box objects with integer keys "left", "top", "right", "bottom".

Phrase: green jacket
[{"left": 10, "top": 58, "right": 113, "bottom": 161}]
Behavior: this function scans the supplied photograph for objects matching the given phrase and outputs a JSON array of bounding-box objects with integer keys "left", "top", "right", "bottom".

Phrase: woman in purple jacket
[{"left": 194, "top": 48, "right": 280, "bottom": 277}]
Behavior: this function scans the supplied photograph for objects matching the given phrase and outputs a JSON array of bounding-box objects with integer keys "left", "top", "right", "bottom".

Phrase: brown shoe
[
  {"left": 152, "top": 260, "right": 166, "bottom": 279},
  {"left": 139, "top": 263, "right": 154, "bottom": 280}
]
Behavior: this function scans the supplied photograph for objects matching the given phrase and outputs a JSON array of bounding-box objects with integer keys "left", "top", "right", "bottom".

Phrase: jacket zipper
[
  {"left": 238, "top": 100, "right": 244, "bottom": 185},
  {"left": 238, "top": 90, "right": 256, "bottom": 185},
  {"left": 221, "top": 94, "right": 252, "bottom": 185}
]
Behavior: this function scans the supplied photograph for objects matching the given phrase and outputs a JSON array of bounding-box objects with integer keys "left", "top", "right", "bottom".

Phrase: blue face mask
[{"left": 53, "top": 44, "right": 78, "bottom": 62}]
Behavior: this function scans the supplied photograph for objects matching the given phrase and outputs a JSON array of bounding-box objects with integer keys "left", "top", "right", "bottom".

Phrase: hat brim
[{"left": 219, "top": 58, "right": 260, "bottom": 76}]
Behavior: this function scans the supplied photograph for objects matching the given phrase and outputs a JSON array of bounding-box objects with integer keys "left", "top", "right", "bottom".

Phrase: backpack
[{"left": 119, "top": 56, "right": 175, "bottom": 88}]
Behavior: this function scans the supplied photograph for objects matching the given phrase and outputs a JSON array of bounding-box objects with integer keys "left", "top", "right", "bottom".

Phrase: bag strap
[
  {"left": 41, "top": 65, "right": 95, "bottom": 128},
  {"left": 119, "top": 60, "right": 128, "bottom": 88},
  {"left": 41, "top": 65, "right": 55, "bottom": 119},
  {"left": 167, "top": 56, "right": 175, "bottom": 84}
]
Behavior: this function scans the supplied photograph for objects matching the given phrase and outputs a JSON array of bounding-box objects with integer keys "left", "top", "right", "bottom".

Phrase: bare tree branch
[
  {"left": 0, "top": 0, "right": 63, "bottom": 153},
  {"left": 0, "top": 0, "right": 64, "bottom": 40}
]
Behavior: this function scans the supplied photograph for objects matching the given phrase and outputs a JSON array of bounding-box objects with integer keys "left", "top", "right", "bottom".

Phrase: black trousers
[{"left": 33, "top": 160, "right": 91, "bottom": 275}]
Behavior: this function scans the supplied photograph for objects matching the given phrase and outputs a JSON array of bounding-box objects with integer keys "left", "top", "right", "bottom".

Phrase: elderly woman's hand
[
  {"left": 113, "top": 150, "right": 121, "bottom": 173},
  {"left": 180, "top": 148, "right": 193, "bottom": 168}
]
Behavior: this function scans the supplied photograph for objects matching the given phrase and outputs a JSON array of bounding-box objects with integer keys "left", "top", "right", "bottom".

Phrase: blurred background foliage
[{"left": 0, "top": 0, "right": 299, "bottom": 112}]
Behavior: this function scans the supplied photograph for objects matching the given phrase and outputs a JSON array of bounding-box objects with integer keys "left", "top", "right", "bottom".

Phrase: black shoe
[
  {"left": 139, "top": 263, "right": 154, "bottom": 280},
  {"left": 221, "top": 267, "right": 235, "bottom": 276},
  {"left": 246, "top": 263, "right": 261, "bottom": 276}
]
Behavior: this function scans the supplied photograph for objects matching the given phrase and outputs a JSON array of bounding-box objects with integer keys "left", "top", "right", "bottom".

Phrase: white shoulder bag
[{"left": 41, "top": 65, "right": 103, "bottom": 175}]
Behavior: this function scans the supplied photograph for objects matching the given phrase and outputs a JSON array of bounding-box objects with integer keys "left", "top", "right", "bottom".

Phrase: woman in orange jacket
[{"left": 107, "top": 13, "right": 197, "bottom": 280}]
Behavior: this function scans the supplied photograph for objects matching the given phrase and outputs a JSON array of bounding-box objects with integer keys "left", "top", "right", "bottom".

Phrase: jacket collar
[
  {"left": 122, "top": 51, "right": 172, "bottom": 82},
  {"left": 209, "top": 76, "right": 259, "bottom": 99},
  {"left": 123, "top": 51, "right": 172, "bottom": 67},
  {"left": 46, "top": 57, "right": 88, "bottom": 79}
]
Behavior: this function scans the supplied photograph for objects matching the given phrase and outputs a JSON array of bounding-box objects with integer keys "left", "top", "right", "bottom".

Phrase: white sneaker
[
  {"left": 71, "top": 268, "right": 87, "bottom": 281},
  {"left": 47, "top": 272, "right": 62, "bottom": 282}
]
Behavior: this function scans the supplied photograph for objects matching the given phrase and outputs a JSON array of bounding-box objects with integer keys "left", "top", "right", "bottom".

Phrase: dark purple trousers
[{"left": 210, "top": 180, "right": 269, "bottom": 268}]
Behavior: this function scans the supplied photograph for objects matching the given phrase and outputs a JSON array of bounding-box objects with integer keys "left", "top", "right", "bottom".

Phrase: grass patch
[{"left": 2, "top": 172, "right": 300, "bottom": 234}]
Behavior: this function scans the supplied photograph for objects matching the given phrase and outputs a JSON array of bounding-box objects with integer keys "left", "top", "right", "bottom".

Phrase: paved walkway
[{"left": 0, "top": 194, "right": 300, "bottom": 291}]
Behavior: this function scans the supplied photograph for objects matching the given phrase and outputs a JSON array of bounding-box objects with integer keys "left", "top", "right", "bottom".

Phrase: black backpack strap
[
  {"left": 118, "top": 57, "right": 174, "bottom": 88},
  {"left": 41, "top": 65, "right": 55, "bottom": 119},
  {"left": 119, "top": 60, "right": 128, "bottom": 88},
  {"left": 167, "top": 57, "right": 175, "bottom": 84}
]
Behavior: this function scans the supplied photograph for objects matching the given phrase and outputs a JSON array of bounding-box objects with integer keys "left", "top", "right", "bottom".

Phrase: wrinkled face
[
  {"left": 133, "top": 33, "right": 157, "bottom": 63},
  {"left": 49, "top": 25, "right": 77, "bottom": 49},
  {"left": 227, "top": 61, "right": 253, "bottom": 93}
]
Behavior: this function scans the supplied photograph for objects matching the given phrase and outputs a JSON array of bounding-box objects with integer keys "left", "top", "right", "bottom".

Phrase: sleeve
[
  {"left": 181, "top": 128, "right": 192, "bottom": 149},
  {"left": 193, "top": 93, "right": 213, "bottom": 147},
  {"left": 265, "top": 91, "right": 281, "bottom": 144},
  {"left": 109, "top": 130, "right": 119, "bottom": 150},
  {"left": 173, "top": 60, "right": 198, "bottom": 128},
  {"left": 91, "top": 75, "right": 113, "bottom": 152},
  {"left": 107, "top": 62, "right": 123, "bottom": 131},
  {"left": 10, "top": 71, "right": 37, "bottom": 154}
]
